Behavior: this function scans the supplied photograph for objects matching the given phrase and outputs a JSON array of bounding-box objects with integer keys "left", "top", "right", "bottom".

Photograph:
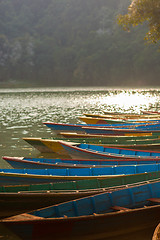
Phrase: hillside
[{"left": 0, "top": 0, "right": 160, "bottom": 87}]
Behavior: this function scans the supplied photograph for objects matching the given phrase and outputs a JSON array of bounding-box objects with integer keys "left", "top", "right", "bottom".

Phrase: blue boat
[
  {"left": 60, "top": 141, "right": 160, "bottom": 159},
  {"left": 82, "top": 126, "right": 160, "bottom": 135},
  {"left": 43, "top": 122, "right": 160, "bottom": 135},
  {"left": 2, "top": 179, "right": 160, "bottom": 240},
  {"left": 4, "top": 156, "right": 160, "bottom": 169},
  {"left": 1, "top": 164, "right": 160, "bottom": 185},
  {"left": 43, "top": 122, "right": 121, "bottom": 135}
]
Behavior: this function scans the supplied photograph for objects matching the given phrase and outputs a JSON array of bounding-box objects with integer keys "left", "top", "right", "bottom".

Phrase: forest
[{"left": 0, "top": 0, "right": 160, "bottom": 87}]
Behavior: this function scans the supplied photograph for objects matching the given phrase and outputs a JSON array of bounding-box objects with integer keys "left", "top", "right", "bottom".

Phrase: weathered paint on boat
[
  {"left": 60, "top": 141, "right": 160, "bottom": 159},
  {"left": 2, "top": 180, "right": 160, "bottom": 240},
  {"left": 4, "top": 156, "right": 160, "bottom": 169}
]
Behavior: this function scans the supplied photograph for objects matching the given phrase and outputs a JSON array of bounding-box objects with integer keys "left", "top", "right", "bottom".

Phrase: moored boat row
[{"left": 2, "top": 109, "right": 160, "bottom": 239}]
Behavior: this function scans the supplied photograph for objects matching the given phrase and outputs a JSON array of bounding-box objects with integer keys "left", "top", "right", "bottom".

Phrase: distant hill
[{"left": 0, "top": 0, "right": 160, "bottom": 87}]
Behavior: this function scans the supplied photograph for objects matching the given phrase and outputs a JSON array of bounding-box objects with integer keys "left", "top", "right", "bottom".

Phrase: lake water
[{"left": 0, "top": 87, "right": 160, "bottom": 168}]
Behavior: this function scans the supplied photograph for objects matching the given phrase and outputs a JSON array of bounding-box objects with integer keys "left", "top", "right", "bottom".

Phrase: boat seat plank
[
  {"left": 111, "top": 206, "right": 130, "bottom": 211},
  {"left": 148, "top": 198, "right": 160, "bottom": 203},
  {"left": 5, "top": 213, "right": 44, "bottom": 221}
]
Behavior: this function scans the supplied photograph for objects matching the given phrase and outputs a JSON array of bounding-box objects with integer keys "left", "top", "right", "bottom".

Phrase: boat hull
[
  {"left": 2, "top": 204, "right": 160, "bottom": 240},
  {"left": 60, "top": 132, "right": 157, "bottom": 138},
  {"left": 60, "top": 141, "right": 160, "bottom": 159},
  {"left": 23, "top": 138, "right": 54, "bottom": 153},
  {"left": 80, "top": 116, "right": 160, "bottom": 125},
  {"left": 4, "top": 156, "right": 160, "bottom": 169},
  {"left": 83, "top": 126, "right": 160, "bottom": 136},
  {"left": 0, "top": 171, "right": 160, "bottom": 193},
  {"left": 0, "top": 190, "right": 106, "bottom": 219},
  {"left": 23, "top": 137, "right": 160, "bottom": 154}
]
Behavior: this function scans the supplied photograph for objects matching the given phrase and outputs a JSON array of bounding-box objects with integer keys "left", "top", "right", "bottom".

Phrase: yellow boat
[
  {"left": 79, "top": 116, "right": 160, "bottom": 125},
  {"left": 40, "top": 139, "right": 76, "bottom": 156},
  {"left": 84, "top": 113, "right": 160, "bottom": 120},
  {"left": 24, "top": 133, "right": 160, "bottom": 154},
  {"left": 23, "top": 137, "right": 76, "bottom": 156},
  {"left": 79, "top": 116, "right": 127, "bottom": 124}
]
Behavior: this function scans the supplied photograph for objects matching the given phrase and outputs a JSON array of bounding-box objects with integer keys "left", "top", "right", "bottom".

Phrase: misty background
[{"left": 0, "top": 0, "right": 160, "bottom": 87}]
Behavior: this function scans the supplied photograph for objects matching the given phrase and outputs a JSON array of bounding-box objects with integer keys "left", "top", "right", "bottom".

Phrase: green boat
[{"left": 1, "top": 170, "right": 160, "bottom": 193}]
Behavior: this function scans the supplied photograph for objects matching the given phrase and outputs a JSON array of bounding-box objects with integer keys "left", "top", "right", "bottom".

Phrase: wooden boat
[
  {"left": 82, "top": 118, "right": 160, "bottom": 129},
  {"left": 23, "top": 137, "right": 55, "bottom": 153},
  {"left": 23, "top": 138, "right": 76, "bottom": 156},
  {"left": 83, "top": 126, "right": 160, "bottom": 136},
  {"left": 43, "top": 122, "right": 126, "bottom": 135},
  {"left": 4, "top": 156, "right": 160, "bottom": 169},
  {"left": 84, "top": 112, "right": 160, "bottom": 119},
  {"left": 80, "top": 116, "right": 160, "bottom": 125},
  {"left": 43, "top": 120, "right": 156, "bottom": 135},
  {"left": 102, "top": 111, "right": 160, "bottom": 119},
  {"left": 59, "top": 141, "right": 160, "bottom": 159},
  {"left": 1, "top": 170, "right": 160, "bottom": 193},
  {"left": 60, "top": 131, "right": 155, "bottom": 138},
  {"left": 23, "top": 136, "right": 160, "bottom": 154},
  {"left": 80, "top": 116, "right": 126, "bottom": 124},
  {"left": 2, "top": 179, "right": 160, "bottom": 240},
  {"left": 152, "top": 223, "right": 160, "bottom": 240},
  {"left": 84, "top": 112, "right": 144, "bottom": 118},
  {"left": 2, "top": 163, "right": 160, "bottom": 185},
  {"left": 142, "top": 110, "right": 160, "bottom": 115},
  {"left": 0, "top": 189, "right": 103, "bottom": 220}
]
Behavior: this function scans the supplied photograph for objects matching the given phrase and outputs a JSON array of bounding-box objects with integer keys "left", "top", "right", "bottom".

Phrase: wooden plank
[
  {"left": 111, "top": 206, "right": 130, "bottom": 211},
  {"left": 148, "top": 198, "right": 160, "bottom": 203}
]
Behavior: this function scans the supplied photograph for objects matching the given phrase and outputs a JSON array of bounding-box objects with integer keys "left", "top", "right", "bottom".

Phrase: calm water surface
[{"left": 0, "top": 87, "right": 160, "bottom": 168}]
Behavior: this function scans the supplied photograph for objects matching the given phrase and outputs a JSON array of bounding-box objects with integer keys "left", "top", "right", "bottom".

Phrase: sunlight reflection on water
[{"left": 97, "top": 91, "right": 159, "bottom": 113}]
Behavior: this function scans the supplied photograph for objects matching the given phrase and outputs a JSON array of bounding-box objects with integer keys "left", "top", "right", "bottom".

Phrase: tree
[
  {"left": 118, "top": 0, "right": 160, "bottom": 44},
  {"left": 0, "top": 34, "right": 10, "bottom": 81}
]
